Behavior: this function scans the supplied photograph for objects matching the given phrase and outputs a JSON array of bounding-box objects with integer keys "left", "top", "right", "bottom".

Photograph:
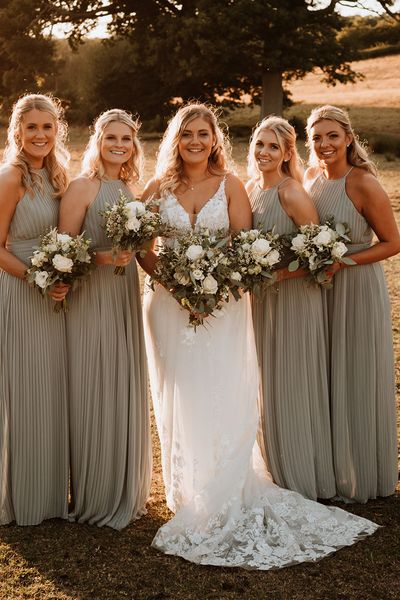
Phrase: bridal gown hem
[{"left": 144, "top": 178, "right": 378, "bottom": 570}]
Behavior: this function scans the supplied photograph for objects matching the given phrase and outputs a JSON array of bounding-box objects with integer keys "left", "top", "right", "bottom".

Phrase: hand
[
  {"left": 49, "top": 282, "right": 70, "bottom": 302},
  {"left": 113, "top": 250, "right": 134, "bottom": 267},
  {"left": 325, "top": 262, "right": 342, "bottom": 280}
]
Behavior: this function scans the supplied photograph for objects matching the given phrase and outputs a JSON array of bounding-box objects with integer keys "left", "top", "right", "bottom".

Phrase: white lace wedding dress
[{"left": 143, "top": 179, "right": 378, "bottom": 569}]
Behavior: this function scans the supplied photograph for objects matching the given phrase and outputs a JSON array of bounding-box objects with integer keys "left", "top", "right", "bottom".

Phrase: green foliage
[{"left": 339, "top": 15, "right": 400, "bottom": 58}]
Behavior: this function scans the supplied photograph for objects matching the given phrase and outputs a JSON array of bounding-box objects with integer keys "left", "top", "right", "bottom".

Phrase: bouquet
[
  {"left": 26, "top": 228, "right": 96, "bottom": 312},
  {"left": 150, "top": 227, "right": 233, "bottom": 329},
  {"left": 287, "top": 218, "right": 355, "bottom": 288},
  {"left": 100, "top": 190, "right": 165, "bottom": 275},
  {"left": 227, "top": 228, "right": 282, "bottom": 297}
]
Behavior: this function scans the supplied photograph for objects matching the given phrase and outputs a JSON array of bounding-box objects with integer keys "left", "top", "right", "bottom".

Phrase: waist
[
  {"left": 346, "top": 242, "right": 372, "bottom": 255},
  {"left": 7, "top": 238, "right": 41, "bottom": 265}
]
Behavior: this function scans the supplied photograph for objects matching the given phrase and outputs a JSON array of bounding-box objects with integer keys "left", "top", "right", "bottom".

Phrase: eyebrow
[
  {"left": 182, "top": 128, "right": 210, "bottom": 133},
  {"left": 25, "top": 122, "right": 53, "bottom": 126}
]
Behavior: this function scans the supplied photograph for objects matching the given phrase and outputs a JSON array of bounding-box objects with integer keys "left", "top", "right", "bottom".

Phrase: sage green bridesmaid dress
[
  {"left": 250, "top": 180, "right": 336, "bottom": 500},
  {"left": 0, "top": 170, "right": 69, "bottom": 525},
  {"left": 66, "top": 179, "right": 151, "bottom": 530},
  {"left": 306, "top": 169, "right": 398, "bottom": 502}
]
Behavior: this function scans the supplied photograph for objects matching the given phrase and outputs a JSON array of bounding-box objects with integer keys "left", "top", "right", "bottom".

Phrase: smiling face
[
  {"left": 19, "top": 108, "right": 56, "bottom": 168},
  {"left": 254, "top": 129, "right": 287, "bottom": 175},
  {"left": 310, "top": 119, "right": 352, "bottom": 168},
  {"left": 100, "top": 121, "right": 134, "bottom": 169},
  {"left": 178, "top": 117, "right": 215, "bottom": 166}
]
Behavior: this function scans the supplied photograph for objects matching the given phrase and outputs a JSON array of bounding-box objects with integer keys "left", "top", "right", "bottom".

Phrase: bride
[{"left": 140, "top": 103, "right": 378, "bottom": 569}]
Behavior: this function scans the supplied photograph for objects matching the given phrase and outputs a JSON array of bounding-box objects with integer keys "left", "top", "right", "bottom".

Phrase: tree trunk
[{"left": 261, "top": 71, "right": 283, "bottom": 118}]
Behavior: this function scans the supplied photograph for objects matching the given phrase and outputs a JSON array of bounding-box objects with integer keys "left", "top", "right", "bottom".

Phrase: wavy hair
[
  {"left": 155, "top": 103, "right": 234, "bottom": 197},
  {"left": 306, "top": 105, "right": 377, "bottom": 176},
  {"left": 247, "top": 116, "right": 303, "bottom": 184},
  {"left": 2, "top": 93, "right": 70, "bottom": 197},
  {"left": 81, "top": 109, "right": 143, "bottom": 183}
]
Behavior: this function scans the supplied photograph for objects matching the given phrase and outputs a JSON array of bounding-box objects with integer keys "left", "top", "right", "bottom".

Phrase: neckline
[
  {"left": 172, "top": 177, "right": 225, "bottom": 221},
  {"left": 256, "top": 176, "right": 290, "bottom": 192},
  {"left": 321, "top": 166, "right": 353, "bottom": 182}
]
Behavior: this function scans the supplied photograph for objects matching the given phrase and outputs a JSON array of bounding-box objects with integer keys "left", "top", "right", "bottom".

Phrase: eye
[
  {"left": 122, "top": 136, "right": 132, "bottom": 141},
  {"left": 271, "top": 144, "right": 279, "bottom": 150},
  {"left": 181, "top": 132, "right": 191, "bottom": 138}
]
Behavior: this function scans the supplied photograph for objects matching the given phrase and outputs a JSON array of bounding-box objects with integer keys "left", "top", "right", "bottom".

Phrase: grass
[{"left": 1, "top": 114, "right": 400, "bottom": 599}]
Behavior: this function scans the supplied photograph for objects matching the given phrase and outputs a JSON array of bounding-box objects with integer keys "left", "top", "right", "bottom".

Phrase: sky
[{"left": 51, "top": 1, "right": 400, "bottom": 39}]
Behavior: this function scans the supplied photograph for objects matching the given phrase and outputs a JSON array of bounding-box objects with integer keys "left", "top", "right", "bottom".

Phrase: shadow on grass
[{"left": 1, "top": 492, "right": 399, "bottom": 600}]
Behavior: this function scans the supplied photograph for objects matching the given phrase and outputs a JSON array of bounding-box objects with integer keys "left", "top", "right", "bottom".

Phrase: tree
[
  {"left": 12, "top": 0, "right": 400, "bottom": 119},
  {"left": 0, "top": 1, "right": 59, "bottom": 111}
]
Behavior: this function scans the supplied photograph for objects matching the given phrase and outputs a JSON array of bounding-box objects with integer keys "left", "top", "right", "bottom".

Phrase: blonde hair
[
  {"left": 2, "top": 93, "right": 70, "bottom": 197},
  {"left": 247, "top": 116, "right": 303, "bottom": 184},
  {"left": 155, "top": 103, "right": 233, "bottom": 197},
  {"left": 81, "top": 109, "right": 143, "bottom": 183},
  {"left": 306, "top": 105, "right": 377, "bottom": 176}
]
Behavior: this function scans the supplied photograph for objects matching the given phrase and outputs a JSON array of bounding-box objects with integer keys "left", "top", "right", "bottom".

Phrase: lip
[
  {"left": 32, "top": 142, "right": 47, "bottom": 147},
  {"left": 110, "top": 150, "right": 126, "bottom": 155}
]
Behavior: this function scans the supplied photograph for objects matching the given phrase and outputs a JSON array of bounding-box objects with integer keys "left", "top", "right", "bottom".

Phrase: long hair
[
  {"left": 81, "top": 109, "right": 143, "bottom": 183},
  {"left": 306, "top": 105, "right": 377, "bottom": 176},
  {"left": 155, "top": 102, "right": 234, "bottom": 197},
  {"left": 247, "top": 116, "right": 303, "bottom": 184},
  {"left": 2, "top": 93, "right": 70, "bottom": 197}
]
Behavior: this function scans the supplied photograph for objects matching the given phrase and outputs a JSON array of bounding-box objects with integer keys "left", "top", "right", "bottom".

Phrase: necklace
[{"left": 185, "top": 174, "right": 211, "bottom": 191}]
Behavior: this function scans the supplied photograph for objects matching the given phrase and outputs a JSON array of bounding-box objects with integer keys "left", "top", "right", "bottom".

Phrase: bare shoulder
[
  {"left": 304, "top": 165, "right": 321, "bottom": 183},
  {"left": 66, "top": 176, "right": 99, "bottom": 194},
  {"left": 224, "top": 172, "right": 246, "bottom": 194},
  {"left": 0, "top": 164, "right": 22, "bottom": 187},
  {"left": 347, "top": 167, "right": 381, "bottom": 193},
  {"left": 141, "top": 178, "right": 161, "bottom": 201}
]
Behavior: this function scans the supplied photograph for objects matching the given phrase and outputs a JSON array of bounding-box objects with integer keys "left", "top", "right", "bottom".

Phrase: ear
[
  {"left": 283, "top": 149, "right": 292, "bottom": 163},
  {"left": 346, "top": 134, "right": 353, "bottom": 148}
]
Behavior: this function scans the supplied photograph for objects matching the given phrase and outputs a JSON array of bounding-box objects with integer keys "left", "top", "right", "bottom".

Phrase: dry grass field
[{"left": 0, "top": 61, "right": 399, "bottom": 599}]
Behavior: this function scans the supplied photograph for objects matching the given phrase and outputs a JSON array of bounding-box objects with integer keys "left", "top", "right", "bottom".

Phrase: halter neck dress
[
  {"left": 250, "top": 179, "right": 336, "bottom": 501},
  {"left": 66, "top": 179, "right": 152, "bottom": 529},
  {"left": 306, "top": 169, "right": 397, "bottom": 502},
  {"left": 0, "top": 170, "right": 69, "bottom": 525}
]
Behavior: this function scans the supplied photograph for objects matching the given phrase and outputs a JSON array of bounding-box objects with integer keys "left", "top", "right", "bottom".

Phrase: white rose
[
  {"left": 31, "top": 251, "right": 47, "bottom": 267},
  {"left": 126, "top": 216, "right": 141, "bottom": 231},
  {"left": 332, "top": 241, "right": 347, "bottom": 259},
  {"left": 45, "top": 243, "right": 58, "bottom": 253},
  {"left": 126, "top": 200, "right": 146, "bottom": 217},
  {"left": 174, "top": 272, "right": 190, "bottom": 285},
  {"left": 202, "top": 274, "right": 218, "bottom": 294},
  {"left": 35, "top": 271, "right": 49, "bottom": 289},
  {"left": 265, "top": 249, "right": 280, "bottom": 266},
  {"left": 191, "top": 268, "right": 204, "bottom": 280},
  {"left": 231, "top": 271, "right": 242, "bottom": 282},
  {"left": 52, "top": 254, "right": 74, "bottom": 273},
  {"left": 250, "top": 238, "right": 271, "bottom": 257},
  {"left": 313, "top": 229, "right": 333, "bottom": 247},
  {"left": 57, "top": 233, "right": 72, "bottom": 244},
  {"left": 185, "top": 244, "right": 204, "bottom": 261},
  {"left": 291, "top": 234, "right": 307, "bottom": 252}
]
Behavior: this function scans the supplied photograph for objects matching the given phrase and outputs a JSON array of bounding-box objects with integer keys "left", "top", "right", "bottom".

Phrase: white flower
[
  {"left": 52, "top": 254, "right": 74, "bottom": 273},
  {"left": 126, "top": 216, "right": 141, "bottom": 231},
  {"left": 35, "top": 271, "right": 49, "bottom": 288},
  {"left": 291, "top": 234, "right": 307, "bottom": 252},
  {"left": 309, "top": 252, "right": 318, "bottom": 271},
  {"left": 231, "top": 271, "right": 242, "bottom": 281},
  {"left": 44, "top": 243, "right": 57, "bottom": 253},
  {"left": 174, "top": 272, "right": 190, "bottom": 285},
  {"left": 202, "top": 274, "right": 218, "bottom": 294},
  {"left": 250, "top": 238, "right": 271, "bottom": 257},
  {"left": 31, "top": 251, "right": 47, "bottom": 267},
  {"left": 332, "top": 241, "right": 347, "bottom": 259},
  {"left": 126, "top": 200, "right": 146, "bottom": 218},
  {"left": 186, "top": 244, "right": 204, "bottom": 261},
  {"left": 191, "top": 268, "right": 204, "bottom": 280},
  {"left": 57, "top": 233, "right": 72, "bottom": 244},
  {"left": 241, "top": 243, "right": 251, "bottom": 251},
  {"left": 313, "top": 228, "right": 333, "bottom": 247},
  {"left": 265, "top": 249, "right": 280, "bottom": 266}
]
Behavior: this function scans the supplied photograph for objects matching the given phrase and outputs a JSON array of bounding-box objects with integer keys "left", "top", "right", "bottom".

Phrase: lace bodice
[{"left": 159, "top": 178, "right": 229, "bottom": 238}]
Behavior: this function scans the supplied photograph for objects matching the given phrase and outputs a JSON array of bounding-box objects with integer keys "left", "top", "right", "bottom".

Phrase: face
[
  {"left": 309, "top": 119, "right": 352, "bottom": 166},
  {"left": 100, "top": 121, "right": 134, "bottom": 167},
  {"left": 178, "top": 117, "right": 215, "bottom": 165},
  {"left": 19, "top": 109, "right": 56, "bottom": 168},
  {"left": 254, "top": 129, "right": 288, "bottom": 175}
]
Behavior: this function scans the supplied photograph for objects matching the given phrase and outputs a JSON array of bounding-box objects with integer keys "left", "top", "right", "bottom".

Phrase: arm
[
  {"left": 0, "top": 167, "right": 28, "bottom": 279},
  {"left": 344, "top": 171, "right": 400, "bottom": 266},
  {"left": 226, "top": 174, "right": 252, "bottom": 232},
  {"left": 137, "top": 178, "right": 161, "bottom": 275}
]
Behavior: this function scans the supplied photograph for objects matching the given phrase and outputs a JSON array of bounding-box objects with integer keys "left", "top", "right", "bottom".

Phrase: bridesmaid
[
  {"left": 246, "top": 116, "right": 336, "bottom": 501},
  {"left": 0, "top": 94, "right": 70, "bottom": 525},
  {"left": 58, "top": 109, "right": 151, "bottom": 529},
  {"left": 305, "top": 104, "right": 400, "bottom": 502}
]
